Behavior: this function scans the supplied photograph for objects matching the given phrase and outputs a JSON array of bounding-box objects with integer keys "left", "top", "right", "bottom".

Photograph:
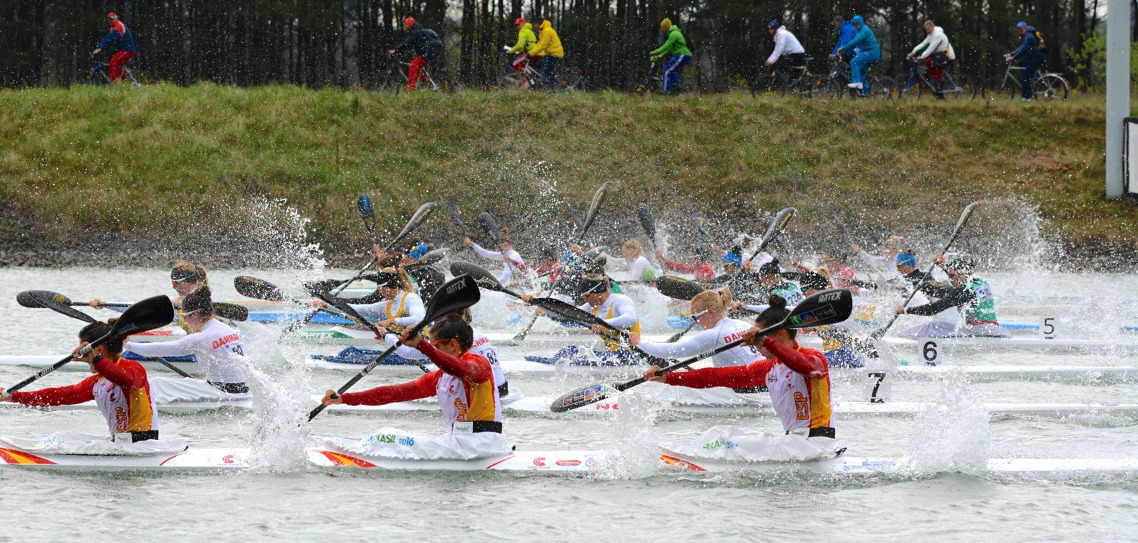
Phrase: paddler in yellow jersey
[
  {"left": 313, "top": 267, "right": 425, "bottom": 332},
  {"left": 90, "top": 261, "right": 208, "bottom": 332},
  {"left": 524, "top": 272, "right": 642, "bottom": 366}
]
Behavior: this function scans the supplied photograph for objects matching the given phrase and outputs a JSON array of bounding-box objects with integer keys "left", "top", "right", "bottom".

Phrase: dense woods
[{"left": 0, "top": 1, "right": 1123, "bottom": 89}]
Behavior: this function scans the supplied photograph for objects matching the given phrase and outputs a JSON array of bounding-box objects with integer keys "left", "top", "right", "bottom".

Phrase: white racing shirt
[
  {"left": 124, "top": 318, "right": 247, "bottom": 384},
  {"left": 471, "top": 242, "right": 526, "bottom": 285},
  {"left": 636, "top": 317, "right": 759, "bottom": 368},
  {"left": 350, "top": 291, "right": 425, "bottom": 329},
  {"left": 601, "top": 253, "right": 655, "bottom": 281}
]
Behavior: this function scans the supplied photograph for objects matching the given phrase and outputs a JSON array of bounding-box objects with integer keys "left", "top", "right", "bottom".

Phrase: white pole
[{"left": 1105, "top": 0, "right": 1131, "bottom": 198}]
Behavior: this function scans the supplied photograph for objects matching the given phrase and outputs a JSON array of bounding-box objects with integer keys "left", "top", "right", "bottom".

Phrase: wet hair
[
  {"left": 691, "top": 290, "right": 726, "bottom": 314},
  {"left": 377, "top": 267, "right": 413, "bottom": 291},
  {"left": 578, "top": 273, "right": 609, "bottom": 296},
  {"left": 181, "top": 286, "right": 214, "bottom": 317},
  {"left": 799, "top": 272, "right": 831, "bottom": 291},
  {"left": 755, "top": 294, "right": 796, "bottom": 339},
  {"left": 377, "top": 254, "right": 403, "bottom": 268},
  {"left": 758, "top": 258, "right": 781, "bottom": 276},
  {"left": 456, "top": 307, "right": 473, "bottom": 323},
  {"left": 431, "top": 314, "right": 474, "bottom": 350},
  {"left": 79, "top": 318, "right": 124, "bottom": 357},
  {"left": 171, "top": 261, "right": 208, "bottom": 286}
]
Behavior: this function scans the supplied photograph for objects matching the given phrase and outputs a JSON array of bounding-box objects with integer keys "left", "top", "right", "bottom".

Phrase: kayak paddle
[
  {"left": 331, "top": 201, "right": 437, "bottom": 296},
  {"left": 17, "top": 289, "right": 247, "bottom": 322}
]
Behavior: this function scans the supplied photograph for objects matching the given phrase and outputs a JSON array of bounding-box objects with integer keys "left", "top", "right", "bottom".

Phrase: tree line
[{"left": 0, "top": 0, "right": 1125, "bottom": 90}]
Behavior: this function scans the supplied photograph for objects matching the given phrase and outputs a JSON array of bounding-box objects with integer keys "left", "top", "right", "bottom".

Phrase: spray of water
[
  {"left": 592, "top": 388, "right": 663, "bottom": 480},
  {"left": 902, "top": 369, "right": 991, "bottom": 475}
]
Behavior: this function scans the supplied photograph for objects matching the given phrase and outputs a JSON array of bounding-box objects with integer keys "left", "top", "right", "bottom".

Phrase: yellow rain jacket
[
  {"left": 529, "top": 20, "right": 564, "bottom": 58},
  {"left": 508, "top": 22, "right": 537, "bottom": 54}
]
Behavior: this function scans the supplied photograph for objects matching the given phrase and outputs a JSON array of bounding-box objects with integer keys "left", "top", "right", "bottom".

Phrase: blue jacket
[
  {"left": 1010, "top": 26, "right": 1046, "bottom": 63},
  {"left": 832, "top": 22, "right": 857, "bottom": 55},
  {"left": 98, "top": 21, "right": 136, "bottom": 53},
  {"left": 843, "top": 16, "right": 879, "bottom": 56}
]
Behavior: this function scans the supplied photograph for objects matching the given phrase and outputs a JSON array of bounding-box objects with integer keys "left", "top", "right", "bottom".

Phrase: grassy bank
[{"left": 0, "top": 84, "right": 1134, "bottom": 266}]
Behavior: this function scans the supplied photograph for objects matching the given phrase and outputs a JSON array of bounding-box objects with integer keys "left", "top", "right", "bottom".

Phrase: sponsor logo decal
[{"left": 533, "top": 457, "right": 546, "bottom": 467}]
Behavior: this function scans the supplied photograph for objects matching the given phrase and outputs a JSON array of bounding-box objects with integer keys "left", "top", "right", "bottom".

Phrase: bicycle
[
  {"left": 494, "top": 53, "right": 540, "bottom": 91},
  {"left": 983, "top": 62, "right": 1068, "bottom": 100},
  {"left": 375, "top": 53, "right": 441, "bottom": 93},
  {"left": 750, "top": 57, "right": 814, "bottom": 98},
  {"left": 634, "top": 62, "right": 663, "bottom": 95},
  {"left": 896, "top": 58, "right": 976, "bottom": 100},
  {"left": 814, "top": 57, "right": 892, "bottom": 100},
  {"left": 83, "top": 59, "right": 150, "bottom": 87}
]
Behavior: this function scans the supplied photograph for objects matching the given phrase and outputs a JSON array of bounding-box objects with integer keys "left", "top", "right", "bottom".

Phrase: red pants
[
  {"left": 109, "top": 51, "right": 136, "bottom": 83},
  {"left": 407, "top": 56, "right": 429, "bottom": 90},
  {"left": 512, "top": 54, "right": 537, "bottom": 73},
  {"left": 925, "top": 56, "right": 953, "bottom": 82}
]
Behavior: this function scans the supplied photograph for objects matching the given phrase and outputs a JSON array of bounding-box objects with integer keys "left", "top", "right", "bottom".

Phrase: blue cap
[
  {"left": 895, "top": 252, "right": 916, "bottom": 268},
  {"left": 408, "top": 242, "right": 429, "bottom": 260},
  {"left": 850, "top": 15, "right": 864, "bottom": 25},
  {"left": 1016, "top": 21, "right": 1027, "bottom": 29},
  {"left": 767, "top": 19, "right": 780, "bottom": 29},
  {"left": 722, "top": 251, "right": 743, "bottom": 267}
]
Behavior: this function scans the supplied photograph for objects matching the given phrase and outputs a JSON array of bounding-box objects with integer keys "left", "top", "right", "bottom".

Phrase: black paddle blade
[
  {"left": 529, "top": 298, "right": 610, "bottom": 329},
  {"left": 449, "top": 262, "right": 505, "bottom": 292},
  {"left": 234, "top": 276, "right": 288, "bottom": 302},
  {"left": 477, "top": 212, "right": 501, "bottom": 245},
  {"left": 760, "top": 207, "right": 797, "bottom": 247},
  {"left": 637, "top": 202, "right": 656, "bottom": 245},
  {"left": 412, "top": 248, "right": 449, "bottom": 267},
  {"left": 357, "top": 194, "right": 374, "bottom": 220},
  {"left": 446, "top": 196, "right": 467, "bottom": 231},
  {"left": 550, "top": 383, "right": 618, "bottom": 413},
  {"left": 19, "top": 290, "right": 96, "bottom": 323},
  {"left": 384, "top": 202, "right": 437, "bottom": 252},
  {"left": 951, "top": 202, "right": 979, "bottom": 239},
  {"left": 578, "top": 183, "right": 608, "bottom": 240},
  {"left": 426, "top": 274, "right": 482, "bottom": 320},
  {"left": 569, "top": 208, "right": 583, "bottom": 230},
  {"left": 785, "top": 288, "right": 853, "bottom": 329},
  {"left": 109, "top": 295, "right": 176, "bottom": 337},
  {"left": 655, "top": 276, "right": 709, "bottom": 301},
  {"left": 212, "top": 302, "right": 249, "bottom": 322}
]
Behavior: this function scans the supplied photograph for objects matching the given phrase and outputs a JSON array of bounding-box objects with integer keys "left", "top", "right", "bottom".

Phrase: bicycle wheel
[
  {"left": 750, "top": 73, "right": 779, "bottom": 97},
  {"left": 1033, "top": 74, "right": 1068, "bottom": 100},
  {"left": 558, "top": 68, "right": 584, "bottom": 92},
  {"left": 983, "top": 76, "right": 1016, "bottom": 100},
  {"left": 943, "top": 74, "right": 976, "bottom": 100},
  {"left": 791, "top": 75, "right": 813, "bottom": 98},
  {"left": 376, "top": 67, "right": 401, "bottom": 93},
  {"left": 818, "top": 73, "right": 848, "bottom": 99},
  {"left": 896, "top": 80, "right": 921, "bottom": 100},
  {"left": 866, "top": 76, "right": 895, "bottom": 100}
]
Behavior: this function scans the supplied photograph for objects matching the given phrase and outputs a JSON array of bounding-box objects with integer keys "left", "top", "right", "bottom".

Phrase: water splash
[
  {"left": 592, "top": 388, "right": 663, "bottom": 480},
  {"left": 242, "top": 322, "right": 311, "bottom": 472},
  {"left": 902, "top": 369, "right": 991, "bottom": 475}
]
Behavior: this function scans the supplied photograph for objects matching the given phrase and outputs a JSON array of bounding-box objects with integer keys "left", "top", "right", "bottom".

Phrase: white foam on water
[
  {"left": 902, "top": 368, "right": 991, "bottom": 475},
  {"left": 592, "top": 388, "right": 664, "bottom": 480},
  {"left": 242, "top": 322, "right": 311, "bottom": 472}
]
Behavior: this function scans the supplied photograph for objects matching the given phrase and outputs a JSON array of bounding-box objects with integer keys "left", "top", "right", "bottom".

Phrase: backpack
[{"left": 1033, "top": 30, "right": 1048, "bottom": 54}]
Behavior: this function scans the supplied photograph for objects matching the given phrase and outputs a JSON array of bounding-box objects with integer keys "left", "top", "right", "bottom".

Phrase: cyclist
[
  {"left": 388, "top": 17, "right": 443, "bottom": 91},
  {"left": 906, "top": 20, "right": 955, "bottom": 98},
  {"left": 831, "top": 15, "right": 857, "bottom": 60},
  {"left": 649, "top": 18, "right": 692, "bottom": 94},
  {"left": 528, "top": 19, "right": 564, "bottom": 89},
  {"left": 506, "top": 17, "right": 538, "bottom": 82},
  {"left": 764, "top": 20, "right": 806, "bottom": 79},
  {"left": 91, "top": 12, "right": 137, "bottom": 84},
  {"left": 1005, "top": 21, "right": 1046, "bottom": 101},
  {"left": 837, "top": 15, "right": 880, "bottom": 94}
]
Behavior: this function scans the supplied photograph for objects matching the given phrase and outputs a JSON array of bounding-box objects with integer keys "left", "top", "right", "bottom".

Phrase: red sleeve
[
  {"left": 95, "top": 357, "right": 147, "bottom": 389},
  {"left": 665, "top": 358, "right": 775, "bottom": 389},
  {"left": 11, "top": 375, "right": 99, "bottom": 407},
  {"left": 764, "top": 338, "right": 827, "bottom": 377},
  {"left": 662, "top": 258, "right": 695, "bottom": 274},
  {"left": 416, "top": 341, "right": 491, "bottom": 384},
  {"left": 340, "top": 371, "right": 440, "bottom": 406}
]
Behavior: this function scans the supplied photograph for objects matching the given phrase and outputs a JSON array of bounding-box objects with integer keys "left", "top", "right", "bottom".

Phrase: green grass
[{"left": 0, "top": 84, "right": 1134, "bottom": 260}]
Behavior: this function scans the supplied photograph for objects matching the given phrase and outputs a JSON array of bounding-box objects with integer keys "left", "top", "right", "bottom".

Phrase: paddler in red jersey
[
  {"left": 0, "top": 319, "right": 160, "bottom": 443},
  {"left": 319, "top": 315, "right": 510, "bottom": 460},
  {"left": 643, "top": 294, "right": 842, "bottom": 462}
]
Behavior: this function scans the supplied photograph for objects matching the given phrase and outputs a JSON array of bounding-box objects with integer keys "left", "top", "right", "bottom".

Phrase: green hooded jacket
[
  {"left": 508, "top": 23, "right": 537, "bottom": 54},
  {"left": 651, "top": 26, "right": 692, "bottom": 58}
]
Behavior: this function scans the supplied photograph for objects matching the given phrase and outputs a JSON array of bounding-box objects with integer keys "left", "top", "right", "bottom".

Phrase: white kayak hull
[{"left": 3, "top": 445, "right": 1135, "bottom": 476}]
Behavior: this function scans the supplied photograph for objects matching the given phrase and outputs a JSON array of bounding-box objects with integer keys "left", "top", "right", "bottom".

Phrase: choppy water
[{"left": 1, "top": 267, "right": 1136, "bottom": 542}]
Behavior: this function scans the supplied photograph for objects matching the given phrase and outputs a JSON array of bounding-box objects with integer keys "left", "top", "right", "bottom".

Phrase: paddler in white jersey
[
  {"left": 320, "top": 315, "right": 510, "bottom": 460},
  {"left": 464, "top": 231, "right": 527, "bottom": 286},
  {"left": 90, "top": 261, "right": 208, "bottom": 332},
  {"left": 122, "top": 286, "right": 250, "bottom": 393},
  {"left": 522, "top": 272, "right": 642, "bottom": 366},
  {"left": 644, "top": 295, "right": 841, "bottom": 463},
  {"left": 599, "top": 239, "right": 657, "bottom": 282},
  {"left": 373, "top": 308, "right": 510, "bottom": 397},
  {"left": 630, "top": 289, "right": 764, "bottom": 401},
  {"left": 313, "top": 267, "right": 425, "bottom": 332}
]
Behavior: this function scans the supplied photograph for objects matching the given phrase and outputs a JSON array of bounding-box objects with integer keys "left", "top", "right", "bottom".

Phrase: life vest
[
  {"left": 963, "top": 277, "right": 998, "bottom": 325},
  {"left": 765, "top": 345, "right": 832, "bottom": 432},
  {"left": 590, "top": 295, "right": 641, "bottom": 351},
  {"left": 435, "top": 351, "right": 501, "bottom": 424}
]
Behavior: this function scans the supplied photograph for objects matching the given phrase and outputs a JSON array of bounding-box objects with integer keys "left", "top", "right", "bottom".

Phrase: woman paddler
[
  {"left": 463, "top": 230, "right": 527, "bottom": 286},
  {"left": 629, "top": 289, "right": 763, "bottom": 393},
  {"left": 122, "top": 286, "right": 250, "bottom": 393},
  {"left": 320, "top": 315, "right": 509, "bottom": 460},
  {"left": 314, "top": 267, "right": 425, "bottom": 333},
  {"left": 90, "top": 261, "right": 207, "bottom": 331},
  {"left": 599, "top": 239, "right": 657, "bottom": 282},
  {"left": 0, "top": 319, "right": 160, "bottom": 443},
  {"left": 643, "top": 295, "right": 840, "bottom": 462},
  {"left": 523, "top": 272, "right": 642, "bottom": 365},
  {"left": 374, "top": 308, "right": 510, "bottom": 397}
]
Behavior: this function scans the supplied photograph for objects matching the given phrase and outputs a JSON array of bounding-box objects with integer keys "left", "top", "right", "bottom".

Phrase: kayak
[
  {"left": 879, "top": 336, "right": 1138, "bottom": 353},
  {"left": 3, "top": 445, "right": 1134, "bottom": 476}
]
